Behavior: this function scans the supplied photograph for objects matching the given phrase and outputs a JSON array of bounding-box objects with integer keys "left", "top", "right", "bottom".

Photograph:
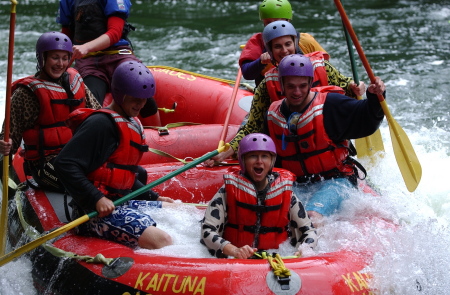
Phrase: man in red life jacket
[
  {"left": 54, "top": 61, "right": 176, "bottom": 249},
  {"left": 0, "top": 31, "right": 100, "bottom": 192},
  {"left": 265, "top": 54, "right": 386, "bottom": 226},
  {"left": 205, "top": 20, "right": 365, "bottom": 166},
  {"left": 201, "top": 133, "right": 317, "bottom": 259}
]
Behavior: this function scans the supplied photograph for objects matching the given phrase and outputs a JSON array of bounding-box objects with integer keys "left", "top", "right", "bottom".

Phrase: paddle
[
  {"left": 0, "top": 146, "right": 228, "bottom": 267},
  {"left": 341, "top": 15, "right": 385, "bottom": 160},
  {"left": 1, "top": 0, "right": 18, "bottom": 256},
  {"left": 218, "top": 67, "right": 242, "bottom": 149},
  {"left": 334, "top": 0, "right": 422, "bottom": 192}
]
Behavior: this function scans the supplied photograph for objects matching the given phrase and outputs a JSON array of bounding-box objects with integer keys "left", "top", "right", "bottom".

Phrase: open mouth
[{"left": 254, "top": 167, "right": 264, "bottom": 175}]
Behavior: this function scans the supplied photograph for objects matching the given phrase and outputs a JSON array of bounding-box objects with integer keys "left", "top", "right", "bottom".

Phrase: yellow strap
[
  {"left": 144, "top": 122, "right": 202, "bottom": 130},
  {"left": 84, "top": 49, "right": 133, "bottom": 58},
  {"left": 148, "top": 147, "right": 190, "bottom": 164},
  {"left": 267, "top": 253, "right": 292, "bottom": 277}
]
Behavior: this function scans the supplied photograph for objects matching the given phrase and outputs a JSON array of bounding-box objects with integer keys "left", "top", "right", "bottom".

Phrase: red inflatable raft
[{"left": 6, "top": 66, "right": 387, "bottom": 295}]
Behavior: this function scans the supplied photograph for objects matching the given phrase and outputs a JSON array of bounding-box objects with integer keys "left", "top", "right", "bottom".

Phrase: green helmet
[{"left": 259, "top": 0, "right": 293, "bottom": 20}]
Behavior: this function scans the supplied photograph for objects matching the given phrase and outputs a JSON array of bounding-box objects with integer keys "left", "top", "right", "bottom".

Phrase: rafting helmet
[
  {"left": 259, "top": 0, "right": 293, "bottom": 20},
  {"left": 238, "top": 133, "right": 277, "bottom": 174},
  {"left": 36, "top": 31, "right": 73, "bottom": 71},
  {"left": 262, "top": 20, "right": 299, "bottom": 61},
  {"left": 278, "top": 54, "right": 314, "bottom": 93},
  {"left": 111, "top": 61, "right": 156, "bottom": 105}
]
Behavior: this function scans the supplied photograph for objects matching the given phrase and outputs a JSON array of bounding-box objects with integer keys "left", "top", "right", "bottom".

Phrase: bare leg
[{"left": 138, "top": 226, "right": 173, "bottom": 249}]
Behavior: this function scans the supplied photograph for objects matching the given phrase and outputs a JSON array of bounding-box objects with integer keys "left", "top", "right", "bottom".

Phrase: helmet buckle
[{"left": 118, "top": 49, "right": 133, "bottom": 55}]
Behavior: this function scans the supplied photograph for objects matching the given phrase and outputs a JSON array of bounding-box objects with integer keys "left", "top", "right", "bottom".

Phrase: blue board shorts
[
  {"left": 293, "top": 178, "right": 353, "bottom": 217},
  {"left": 76, "top": 200, "right": 162, "bottom": 248}
]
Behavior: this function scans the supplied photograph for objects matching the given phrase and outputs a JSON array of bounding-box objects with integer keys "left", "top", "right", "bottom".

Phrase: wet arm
[
  {"left": 323, "top": 90, "right": 385, "bottom": 141},
  {"left": 71, "top": 16, "right": 124, "bottom": 58},
  {"left": 200, "top": 187, "right": 231, "bottom": 258},
  {"left": 241, "top": 59, "right": 266, "bottom": 81},
  {"left": 54, "top": 114, "right": 117, "bottom": 211},
  {"left": 289, "top": 194, "right": 318, "bottom": 249}
]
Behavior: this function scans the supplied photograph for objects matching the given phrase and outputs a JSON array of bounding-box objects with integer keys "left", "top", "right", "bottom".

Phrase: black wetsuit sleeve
[
  {"left": 241, "top": 59, "right": 266, "bottom": 82},
  {"left": 322, "top": 90, "right": 385, "bottom": 142},
  {"left": 54, "top": 113, "right": 119, "bottom": 211}
]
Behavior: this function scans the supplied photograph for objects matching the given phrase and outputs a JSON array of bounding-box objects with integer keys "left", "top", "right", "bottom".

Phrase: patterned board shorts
[
  {"left": 75, "top": 200, "right": 162, "bottom": 248},
  {"left": 293, "top": 178, "right": 353, "bottom": 217}
]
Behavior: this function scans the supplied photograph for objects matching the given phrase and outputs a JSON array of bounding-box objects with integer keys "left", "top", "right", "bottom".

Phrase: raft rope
[
  {"left": 144, "top": 122, "right": 202, "bottom": 135},
  {"left": 14, "top": 183, "right": 114, "bottom": 266},
  {"left": 146, "top": 65, "right": 255, "bottom": 92},
  {"left": 144, "top": 123, "right": 237, "bottom": 166},
  {"left": 267, "top": 253, "right": 292, "bottom": 278},
  {"left": 253, "top": 251, "right": 293, "bottom": 290},
  {"left": 255, "top": 251, "right": 293, "bottom": 278}
]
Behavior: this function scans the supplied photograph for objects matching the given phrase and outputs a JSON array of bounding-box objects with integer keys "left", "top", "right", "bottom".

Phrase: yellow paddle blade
[
  {"left": 354, "top": 95, "right": 385, "bottom": 161},
  {"left": 381, "top": 100, "right": 422, "bottom": 192},
  {"left": 355, "top": 129, "right": 385, "bottom": 158},
  {"left": 0, "top": 214, "right": 90, "bottom": 267}
]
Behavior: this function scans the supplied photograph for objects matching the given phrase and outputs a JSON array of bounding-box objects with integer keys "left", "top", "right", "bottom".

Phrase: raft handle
[
  {"left": 158, "top": 128, "right": 169, "bottom": 136},
  {"left": 277, "top": 276, "right": 291, "bottom": 290}
]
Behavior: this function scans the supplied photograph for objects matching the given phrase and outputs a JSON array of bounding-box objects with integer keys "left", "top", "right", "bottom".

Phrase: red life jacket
[
  {"left": 265, "top": 51, "right": 331, "bottom": 103},
  {"left": 267, "top": 91, "right": 354, "bottom": 182},
  {"left": 223, "top": 167, "right": 294, "bottom": 250},
  {"left": 67, "top": 108, "right": 148, "bottom": 197},
  {"left": 18, "top": 68, "right": 86, "bottom": 161}
]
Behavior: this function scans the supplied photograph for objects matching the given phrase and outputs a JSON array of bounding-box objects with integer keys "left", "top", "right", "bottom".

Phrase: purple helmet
[
  {"left": 262, "top": 20, "right": 298, "bottom": 60},
  {"left": 238, "top": 133, "right": 277, "bottom": 174},
  {"left": 278, "top": 54, "right": 314, "bottom": 93},
  {"left": 111, "top": 61, "right": 156, "bottom": 105},
  {"left": 36, "top": 32, "right": 73, "bottom": 71}
]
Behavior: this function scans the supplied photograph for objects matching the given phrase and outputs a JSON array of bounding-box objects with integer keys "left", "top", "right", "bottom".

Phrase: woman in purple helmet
[
  {"left": 201, "top": 133, "right": 317, "bottom": 259},
  {"left": 55, "top": 61, "right": 177, "bottom": 250},
  {"left": 0, "top": 31, "right": 100, "bottom": 192}
]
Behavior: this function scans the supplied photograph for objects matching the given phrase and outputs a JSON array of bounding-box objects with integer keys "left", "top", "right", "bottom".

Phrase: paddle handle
[
  {"left": 0, "top": 146, "right": 226, "bottom": 266},
  {"left": 1, "top": 0, "right": 18, "bottom": 256},
  {"left": 335, "top": 0, "right": 385, "bottom": 103},
  {"left": 341, "top": 19, "right": 360, "bottom": 84},
  {"left": 91, "top": 147, "right": 225, "bottom": 217},
  {"left": 3, "top": 1, "right": 17, "bottom": 143},
  {"left": 218, "top": 68, "right": 242, "bottom": 149}
]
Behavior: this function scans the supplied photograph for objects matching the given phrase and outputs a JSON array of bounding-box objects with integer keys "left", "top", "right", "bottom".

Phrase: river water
[{"left": 0, "top": 0, "right": 449, "bottom": 294}]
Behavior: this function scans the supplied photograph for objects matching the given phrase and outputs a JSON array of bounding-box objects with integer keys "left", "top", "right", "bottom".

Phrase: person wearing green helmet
[
  {"left": 205, "top": 21, "right": 366, "bottom": 180},
  {"left": 239, "top": 0, "right": 330, "bottom": 87}
]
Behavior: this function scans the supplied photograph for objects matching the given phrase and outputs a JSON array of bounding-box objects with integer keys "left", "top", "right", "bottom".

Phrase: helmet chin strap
[{"left": 108, "top": 99, "right": 129, "bottom": 118}]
